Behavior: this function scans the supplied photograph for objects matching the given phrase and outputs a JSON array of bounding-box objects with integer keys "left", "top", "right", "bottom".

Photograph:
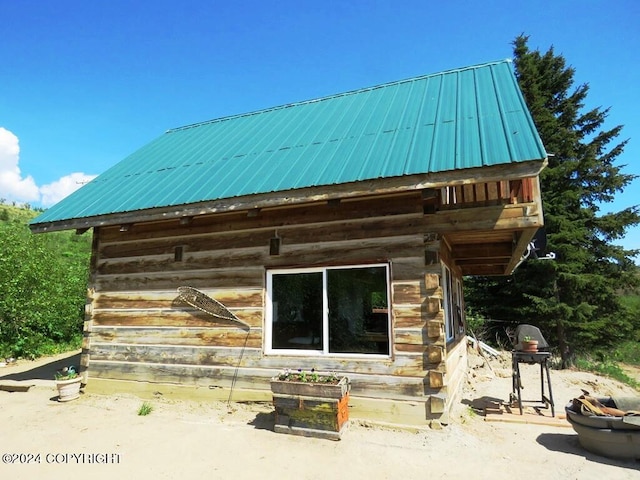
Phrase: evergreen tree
[{"left": 465, "top": 35, "right": 640, "bottom": 367}]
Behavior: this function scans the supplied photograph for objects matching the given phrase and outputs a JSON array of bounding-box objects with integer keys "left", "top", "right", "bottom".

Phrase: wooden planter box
[{"left": 270, "top": 375, "right": 350, "bottom": 440}]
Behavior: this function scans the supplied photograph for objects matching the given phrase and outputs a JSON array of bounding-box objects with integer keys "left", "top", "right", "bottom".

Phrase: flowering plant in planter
[
  {"left": 54, "top": 365, "right": 82, "bottom": 402},
  {"left": 276, "top": 368, "right": 341, "bottom": 384},
  {"left": 54, "top": 366, "right": 79, "bottom": 381}
]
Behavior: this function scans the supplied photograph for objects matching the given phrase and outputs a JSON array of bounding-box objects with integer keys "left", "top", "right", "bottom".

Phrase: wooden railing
[{"left": 439, "top": 177, "right": 535, "bottom": 210}]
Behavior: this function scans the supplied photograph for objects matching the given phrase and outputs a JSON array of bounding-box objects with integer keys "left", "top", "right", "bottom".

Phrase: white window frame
[
  {"left": 455, "top": 277, "right": 465, "bottom": 335},
  {"left": 442, "top": 264, "right": 455, "bottom": 342},
  {"left": 265, "top": 263, "right": 391, "bottom": 358}
]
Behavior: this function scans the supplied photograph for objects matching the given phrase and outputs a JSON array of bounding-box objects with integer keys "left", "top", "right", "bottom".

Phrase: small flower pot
[
  {"left": 55, "top": 377, "right": 82, "bottom": 402},
  {"left": 521, "top": 340, "right": 539, "bottom": 353}
]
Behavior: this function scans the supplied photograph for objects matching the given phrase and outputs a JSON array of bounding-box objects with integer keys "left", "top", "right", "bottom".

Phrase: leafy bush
[{"left": 0, "top": 207, "right": 91, "bottom": 359}]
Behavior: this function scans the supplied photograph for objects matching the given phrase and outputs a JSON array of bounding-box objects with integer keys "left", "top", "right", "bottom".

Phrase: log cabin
[{"left": 30, "top": 59, "right": 547, "bottom": 426}]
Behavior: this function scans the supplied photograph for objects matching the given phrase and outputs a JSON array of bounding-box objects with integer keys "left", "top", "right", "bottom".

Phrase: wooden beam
[
  {"left": 425, "top": 203, "right": 543, "bottom": 233},
  {"left": 451, "top": 243, "right": 513, "bottom": 260},
  {"left": 461, "top": 264, "right": 507, "bottom": 276},
  {"left": 504, "top": 227, "right": 539, "bottom": 274},
  {"left": 454, "top": 257, "right": 510, "bottom": 266}
]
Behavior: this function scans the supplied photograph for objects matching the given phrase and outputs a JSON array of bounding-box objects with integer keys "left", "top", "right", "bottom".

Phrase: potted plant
[
  {"left": 270, "top": 369, "right": 350, "bottom": 440},
  {"left": 54, "top": 366, "right": 82, "bottom": 402},
  {"left": 520, "top": 336, "right": 539, "bottom": 353}
]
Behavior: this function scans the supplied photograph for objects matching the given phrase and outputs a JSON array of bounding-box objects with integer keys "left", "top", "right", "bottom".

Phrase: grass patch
[
  {"left": 137, "top": 402, "right": 154, "bottom": 416},
  {"left": 611, "top": 340, "right": 640, "bottom": 366},
  {"left": 574, "top": 356, "right": 639, "bottom": 390}
]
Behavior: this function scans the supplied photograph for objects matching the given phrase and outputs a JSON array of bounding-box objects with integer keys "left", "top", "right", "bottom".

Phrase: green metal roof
[{"left": 31, "top": 59, "right": 546, "bottom": 229}]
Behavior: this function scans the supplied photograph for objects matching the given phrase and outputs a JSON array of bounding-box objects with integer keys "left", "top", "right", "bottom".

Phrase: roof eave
[{"left": 30, "top": 159, "right": 547, "bottom": 234}]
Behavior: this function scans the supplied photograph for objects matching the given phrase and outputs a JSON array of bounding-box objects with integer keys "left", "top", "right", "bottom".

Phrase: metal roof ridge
[{"left": 166, "top": 59, "right": 513, "bottom": 134}]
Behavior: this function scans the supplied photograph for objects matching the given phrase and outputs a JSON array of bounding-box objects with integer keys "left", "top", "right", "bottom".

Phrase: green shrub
[{"left": 0, "top": 207, "right": 90, "bottom": 359}]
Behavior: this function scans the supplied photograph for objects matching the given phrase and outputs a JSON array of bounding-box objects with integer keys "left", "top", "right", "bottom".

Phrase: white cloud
[
  {"left": 0, "top": 127, "right": 96, "bottom": 207},
  {"left": 40, "top": 172, "right": 97, "bottom": 207},
  {"left": 0, "top": 127, "right": 40, "bottom": 203}
]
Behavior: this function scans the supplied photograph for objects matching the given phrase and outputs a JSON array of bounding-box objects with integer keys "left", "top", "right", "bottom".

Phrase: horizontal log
[
  {"left": 87, "top": 362, "right": 442, "bottom": 399},
  {"left": 90, "top": 344, "right": 262, "bottom": 367},
  {"left": 393, "top": 306, "right": 424, "bottom": 328},
  {"left": 393, "top": 343, "right": 428, "bottom": 354},
  {"left": 97, "top": 193, "right": 423, "bottom": 243},
  {"left": 88, "top": 362, "right": 271, "bottom": 390},
  {"left": 92, "top": 309, "right": 262, "bottom": 328},
  {"left": 392, "top": 282, "right": 423, "bottom": 305},
  {"left": 97, "top": 248, "right": 267, "bottom": 275},
  {"left": 425, "top": 203, "right": 542, "bottom": 233},
  {"left": 102, "top": 213, "right": 427, "bottom": 262},
  {"left": 90, "top": 327, "right": 434, "bottom": 376},
  {"left": 275, "top": 214, "right": 425, "bottom": 246},
  {"left": 89, "top": 344, "right": 428, "bottom": 375},
  {"left": 100, "top": 230, "right": 275, "bottom": 259},
  {"left": 266, "top": 235, "right": 424, "bottom": 268},
  {"left": 94, "top": 268, "right": 265, "bottom": 291},
  {"left": 91, "top": 327, "right": 261, "bottom": 348},
  {"left": 97, "top": 235, "right": 423, "bottom": 277},
  {"left": 394, "top": 328, "right": 427, "bottom": 346},
  {"left": 93, "top": 289, "right": 263, "bottom": 310}
]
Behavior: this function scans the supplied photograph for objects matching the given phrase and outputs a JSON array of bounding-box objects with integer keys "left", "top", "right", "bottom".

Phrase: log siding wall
[{"left": 84, "top": 192, "right": 460, "bottom": 422}]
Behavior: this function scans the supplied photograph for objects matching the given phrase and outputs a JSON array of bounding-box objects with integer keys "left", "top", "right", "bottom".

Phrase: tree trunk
[
  {"left": 554, "top": 279, "right": 571, "bottom": 368},
  {"left": 556, "top": 320, "right": 571, "bottom": 368}
]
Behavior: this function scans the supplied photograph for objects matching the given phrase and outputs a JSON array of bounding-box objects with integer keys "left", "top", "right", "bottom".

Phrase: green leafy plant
[
  {"left": 276, "top": 368, "right": 340, "bottom": 384},
  {"left": 54, "top": 365, "right": 78, "bottom": 381},
  {"left": 137, "top": 402, "right": 153, "bottom": 416},
  {"left": 0, "top": 206, "right": 91, "bottom": 359}
]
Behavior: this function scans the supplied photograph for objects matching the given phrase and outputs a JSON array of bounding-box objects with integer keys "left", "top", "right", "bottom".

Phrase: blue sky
[{"left": 1, "top": 1, "right": 638, "bottom": 255}]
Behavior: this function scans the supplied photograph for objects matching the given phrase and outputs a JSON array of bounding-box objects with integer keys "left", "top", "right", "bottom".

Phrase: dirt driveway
[{"left": 0, "top": 350, "right": 638, "bottom": 479}]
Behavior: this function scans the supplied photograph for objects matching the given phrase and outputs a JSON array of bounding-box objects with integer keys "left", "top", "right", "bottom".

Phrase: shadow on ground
[
  {"left": 536, "top": 433, "right": 640, "bottom": 470},
  {"left": 0, "top": 352, "right": 81, "bottom": 382},
  {"left": 248, "top": 411, "right": 275, "bottom": 431},
  {"left": 461, "top": 395, "right": 506, "bottom": 414}
]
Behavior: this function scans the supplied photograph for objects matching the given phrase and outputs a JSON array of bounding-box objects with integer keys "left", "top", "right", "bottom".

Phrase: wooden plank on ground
[{"left": 485, "top": 411, "right": 569, "bottom": 427}]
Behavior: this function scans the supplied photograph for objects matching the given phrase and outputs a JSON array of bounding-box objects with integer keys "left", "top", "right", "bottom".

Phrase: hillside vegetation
[{"left": 0, "top": 204, "right": 91, "bottom": 359}]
